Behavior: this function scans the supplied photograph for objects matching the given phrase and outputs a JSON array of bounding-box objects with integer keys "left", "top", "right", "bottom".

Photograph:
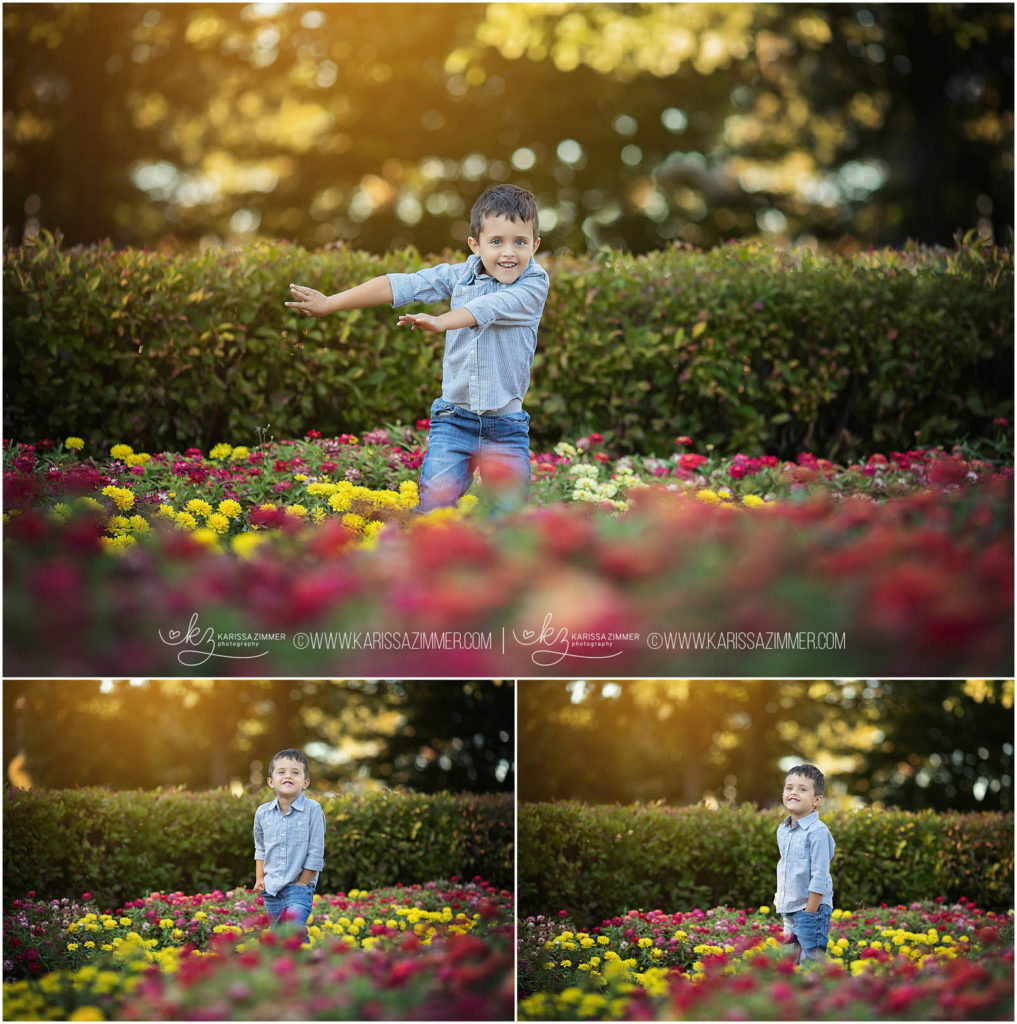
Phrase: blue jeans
[
  {"left": 416, "top": 397, "right": 531, "bottom": 514},
  {"left": 783, "top": 906, "right": 831, "bottom": 962},
  {"left": 262, "top": 883, "right": 314, "bottom": 940}
]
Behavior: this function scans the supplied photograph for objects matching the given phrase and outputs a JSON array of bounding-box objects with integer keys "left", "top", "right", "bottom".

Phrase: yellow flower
[
  {"left": 742, "top": 493, "right": 765, "bottom": 508},
  {"left": 758, "top": 905, "right": 770, "bottom": 915},
  {"left": 129, "top": 515, "right": 149, "bottom": 534},
  {"left": 341, "top": 512, "right": 366, "bottom": 533},
  {"left": 124, "top": 453, "right": 150, "bottom": 467},
  {"left": 107, "top": 515, "right": 131, "bottom": 536},
  {"left": 67, "top": 942, "right": 80, "bottom": 951},
  {"left": 69, "top": 1008, "right": 105, "bottom": 1021},
  {"left": 185, "top": 498, "right": 213, "bottom": 519},
  {"left": 285, "top": 504, "right": 308, "bottom": 519},
  {"left": 637, "top": 937, "right": 653, "bottom": 948},
  {"left": 597, "top": 935, "right": 611, "bottom": 945},
  {"left": 65, "top": 436, "right": 85, "bottom": 451},
  {"left": 101, "top": 485, "right": 135, "bottom": 511},
  {"left": 174, "top": 511, "right": 198, "bottom": 531},
  {"left": 110, "top": 444, "right": 134, "bottom": 461},
  {"left": 218, "top": 498, "right": 242, "bottom": 518},
  {"left": 363, "top": 520, "right": 385, "bottom": 539},
  {"left": 294, "top": 473, "right": 307, "bottom": 482},
  {"left": 695, "top": 488, "right": 719, "bottom": 504},
  {"left": 456, "top": 493, "right": 479, "bottom": 512},
  {"left": 206, "top": 512, "right": 230, "bottom": 534},
  {"left": 101, "top": 534, "right": 137, "bottom": 554},
  {"left": 192, "top": 528, "right": 220, "bottom": 549},
  {"left": 156, "top": 504, "right": 176, "bottom": 518},
  {"left": 230, "top": 446, "right": 250, "bottom": 461}
]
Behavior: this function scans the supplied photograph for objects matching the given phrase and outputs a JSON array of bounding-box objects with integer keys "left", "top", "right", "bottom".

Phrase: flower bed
[
  {"left": 3, "top": 429, "right": 1013, "bottom": 676},
  {"left": 3, "top": 879, "right": 513, "bottom": 1020},
  {"left": 518, "top": 900, "right": 1014, "bottom": 1020}
]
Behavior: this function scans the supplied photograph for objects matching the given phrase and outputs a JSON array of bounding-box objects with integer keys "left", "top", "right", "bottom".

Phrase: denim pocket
[{"left": 794, "top": 907, "right": 830, "bottom": 952}]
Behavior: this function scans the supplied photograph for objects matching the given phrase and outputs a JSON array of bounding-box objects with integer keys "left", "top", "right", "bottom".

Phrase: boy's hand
[
  {"left": 397, "top": 312, "right": 444, "bottom": 333},
  {"left": 286, "top": 284, "right": 332, "bottom": 317},
  {"left": 253, "top": 879, "right": 265, "bottom": 893}
]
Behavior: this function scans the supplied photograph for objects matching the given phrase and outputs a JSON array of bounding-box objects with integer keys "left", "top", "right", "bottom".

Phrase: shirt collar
[
  {"left": 273, "top": 791, "right": 307, "bottom": 813},
  {"left": 783, "top": 809, "right": 819, "bottom": 830}
]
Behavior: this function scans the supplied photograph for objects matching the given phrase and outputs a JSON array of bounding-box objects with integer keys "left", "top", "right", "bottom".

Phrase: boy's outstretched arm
[
  {"left": 285, "top": 276, "right": 394, "bottom": 317},
  {"left": 397, "top": 308, "right": 478, "bottom": 333}
]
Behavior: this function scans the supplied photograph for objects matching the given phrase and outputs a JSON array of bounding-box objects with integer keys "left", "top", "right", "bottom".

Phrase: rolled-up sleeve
[
  {"left": 388, "top": 263, "right": 461, "bottom": 307},
  {"left": 808, "top": 827, "right": 835, "bottom": 896},
  {"left": 253, "top": 809, "right": 265, "bottom": 861},
  {"left": 465, "top": 269, "right": 548, "bottom": 329},
  {"left": 304, "top": 803, "right": 326, "bottom": 872}
]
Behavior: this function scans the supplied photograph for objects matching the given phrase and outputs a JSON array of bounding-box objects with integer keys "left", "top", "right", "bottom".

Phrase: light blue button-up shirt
[
  {"left": 774, "top": 810, "right": 835, "bottom": 913},
  {"left": 387, "top": 253, "right": 549, "bottom": 414},
  {"left": 253, "top": 791, "right": 326, "bottom": 897}
]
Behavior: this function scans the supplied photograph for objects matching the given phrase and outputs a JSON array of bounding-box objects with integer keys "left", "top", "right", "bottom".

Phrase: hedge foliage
[
  {"left": 2, "top": 787, "right": 513, "bottom": 909},
  {"left": 518, "top": 802, "right": 1014, "bottom": 924},
  {"left": 3, "top": 233, "right": 1012, "bottom": 459}
]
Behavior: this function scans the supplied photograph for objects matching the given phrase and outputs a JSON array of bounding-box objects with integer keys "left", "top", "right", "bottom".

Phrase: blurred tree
[
  {"left": 518, "top": 679, "right": 1014, "bottom": 811},
  {"left": 2, "top": 679, "right": 513, "bottom": 793},
  {"left": 824, "top": 679, "right": 1014, "bottom": 811},
  {"left": 3, "top": 4, "right": 1011, "bottom": 253},
  {"left": 360, "top": 680, "right": 514, "bottom": 792}
]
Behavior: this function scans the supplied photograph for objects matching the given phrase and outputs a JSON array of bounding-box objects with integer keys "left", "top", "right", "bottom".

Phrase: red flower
[{"left": 675, "top": 435, "right": 692, "bottom": 446}]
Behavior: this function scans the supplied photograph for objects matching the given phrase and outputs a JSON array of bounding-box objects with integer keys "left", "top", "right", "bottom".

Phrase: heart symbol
[
  {"left": 521, "top": 629, "right": 534, "bottom": 641},
  {"left": 166, "top": 630, "right": 181, "bottom": 641}
]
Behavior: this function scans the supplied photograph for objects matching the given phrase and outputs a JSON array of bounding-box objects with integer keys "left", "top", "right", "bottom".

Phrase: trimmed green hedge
[
  {"left": 518, "top": 802, "right": 1014, "bottom": 924},
  {"left": 3, "top": 233, "right": 1011, "bottom": 459},
  {"left": 3, "top": 788, "right": 513, "bottom": 908}
]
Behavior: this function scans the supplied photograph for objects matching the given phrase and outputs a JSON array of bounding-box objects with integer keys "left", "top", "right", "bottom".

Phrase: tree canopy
[
  {"left": 3, "top": 679, "right": 514, "bottom": 794},
  {"left": 4, "top": 3, "right": 1012, "bottom": 253},
  {"left": 517, "top": 679, "right": 1014, "bottom": 811}
]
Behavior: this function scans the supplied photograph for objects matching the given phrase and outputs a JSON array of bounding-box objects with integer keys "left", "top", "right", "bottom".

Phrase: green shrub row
[
  {"left": 518, "top": 802, "right": 1014, "bottom": 925},
  {"left": 3, "top": 787, "right": 513, "bottom": 909},
  {"left": 3, "top": 233, "right": 1012, "bottom": 459}
]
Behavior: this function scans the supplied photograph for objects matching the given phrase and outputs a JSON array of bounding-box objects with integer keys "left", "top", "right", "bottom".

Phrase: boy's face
[
  {"left": 268, "top": 757, "right": 309, "bottom": 799},
  {"left": 468, "top": 213, "right": 540, "bottom": 284},
  {"left": 783, "top": 772, "right": 822, "bottom": 819}
]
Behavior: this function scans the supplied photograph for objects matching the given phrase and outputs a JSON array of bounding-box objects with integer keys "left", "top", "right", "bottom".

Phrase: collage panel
[
  {"left": 515, "top": 679, "right": 1014, "bottom": 1022},
  {"left": 2, "top": 679, "right": 515, "bottom": 1022}
]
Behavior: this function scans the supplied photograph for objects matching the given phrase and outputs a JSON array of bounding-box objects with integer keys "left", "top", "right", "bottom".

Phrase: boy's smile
[
  {"left": 783, "top": 772, "right": 822, "bottom": 820},
  {"left": 468, "top": 213, "right": 540, "bottom": 285},
  {"left": 268, "top": 757, "right": 309, "bottom": 807}
]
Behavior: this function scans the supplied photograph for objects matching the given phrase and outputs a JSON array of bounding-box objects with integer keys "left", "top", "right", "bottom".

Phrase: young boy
[
  {"left": 253, "top": 748, "right": 326, "bottom": 940},
  {"left": 285, "top": 183, "right": 548, "bottom": 514},
  {"left": 774, "top": 763, "right": 836, "bottom": 966}
]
